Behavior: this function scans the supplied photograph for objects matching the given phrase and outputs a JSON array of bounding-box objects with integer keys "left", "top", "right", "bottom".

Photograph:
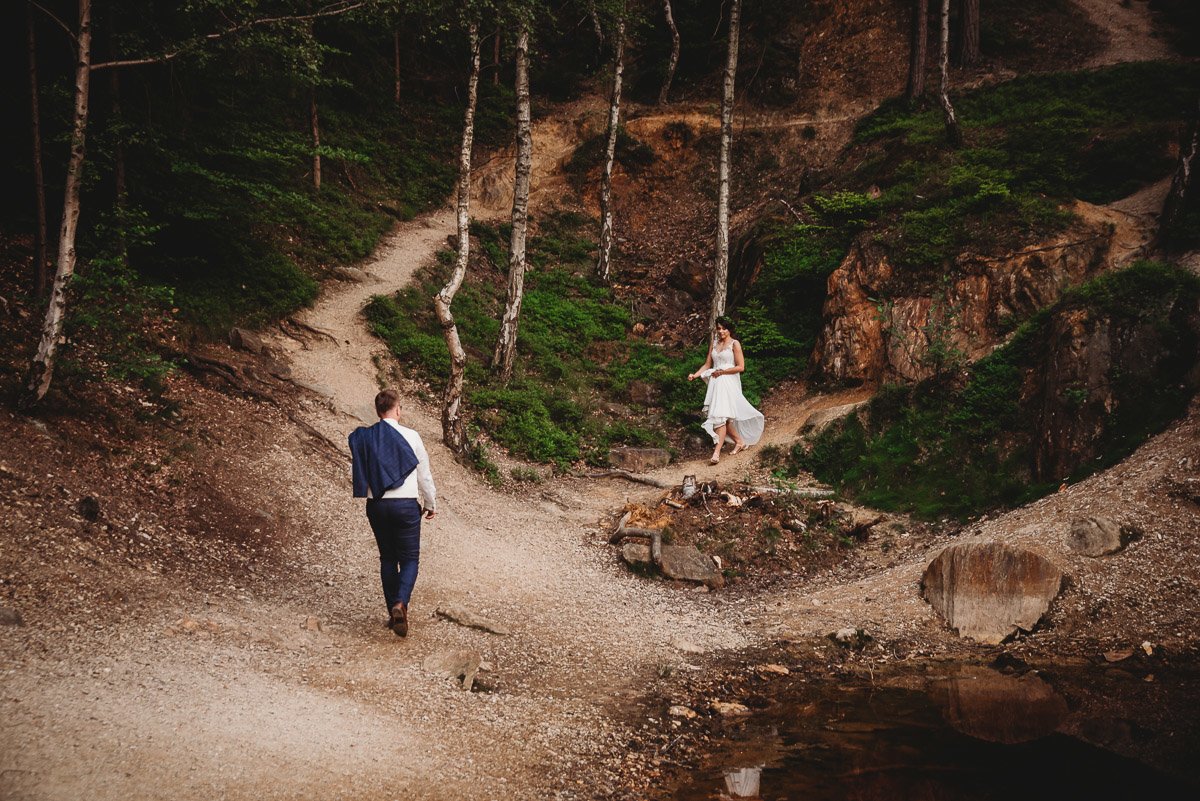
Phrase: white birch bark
[
  {"left": 492, "top": 24, "right": 532, "bottom": 382},
  {"left": 659, "top": 0, "right": 680, "bottom": 105},
  {"left": 711, "top": 0, "right": 741, "bottom": 330},
  {"left": 596, "top": 12, "right": 625, "bottom": 282},
  {"left": 938, "top": 0, "right": 962, "bottom": 147},
  {"left": 24, "top": 0, "right": 92, "bottom": 407},
  {"left": 434, "top": 23, "right": 481, "bottom": 456}
]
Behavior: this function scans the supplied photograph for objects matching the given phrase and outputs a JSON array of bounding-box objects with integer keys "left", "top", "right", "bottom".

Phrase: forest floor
[{"left": 2, "top": 2, "right": 1196, "bottom": 799}]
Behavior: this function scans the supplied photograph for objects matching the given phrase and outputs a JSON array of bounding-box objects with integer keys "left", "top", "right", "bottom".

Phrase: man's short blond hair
[{"left": 374, "top": 389, "right": 401, "bottom": 418}]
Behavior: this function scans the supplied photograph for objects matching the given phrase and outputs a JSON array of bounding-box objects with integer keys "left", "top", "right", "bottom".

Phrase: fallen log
[
  {"left": 749, "top": 485, "right": 835, "bottom": 498},
  {"left": 585, "top": 469, "right": 671, "bottom": 489}
]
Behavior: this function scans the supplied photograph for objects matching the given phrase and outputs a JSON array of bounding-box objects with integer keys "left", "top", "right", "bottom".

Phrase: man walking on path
[{"left": 349, "top": 389, "right": 437, "bottom": 637}]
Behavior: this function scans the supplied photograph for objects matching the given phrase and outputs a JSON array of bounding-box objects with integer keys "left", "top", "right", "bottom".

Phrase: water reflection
[
  {"left": 675, "top": 665, "right": 1200, "bottom": 800},
  {"left": 939, "top": 666, "right": 1069, "bottom": 744},
  {"left": 723, "top": 766, "right": 762, "bottom": 798}
]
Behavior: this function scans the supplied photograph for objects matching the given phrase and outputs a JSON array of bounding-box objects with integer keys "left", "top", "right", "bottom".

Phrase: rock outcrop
[
  {"left": 813, "top": 202, "right": 1141, "bottom": 384},
  {"left": 921, "top": 542, "right": 1064, "bottom": 644}
]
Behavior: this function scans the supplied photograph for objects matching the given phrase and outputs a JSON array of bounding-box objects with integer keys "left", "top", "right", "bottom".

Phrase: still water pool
[{"left": 673, "top": 664, "right": 1199, "bottom": 800}]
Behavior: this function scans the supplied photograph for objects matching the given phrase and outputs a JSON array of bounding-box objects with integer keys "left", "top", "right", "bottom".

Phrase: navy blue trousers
[{"left": 365, "top": 498, "right": 422, "bottom": 610}]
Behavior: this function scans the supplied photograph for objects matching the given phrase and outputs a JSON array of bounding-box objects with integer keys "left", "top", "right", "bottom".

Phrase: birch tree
[
  {"left": 596, "top": 5, "right": 626, "bottom": 282},
  {"left": 22, "top": 0, "right": 365, "bottom": 408},
  {"left": 906, "top": 0, "right": 928, "bottom": 100},
  {"left": 434, "top": 22, "right": 481, "bottom": 456},
  {"left": 658, "top": 0, "right": 679, "bottom": 105},
  {"left": 24, "top": 0, "right": 93, "bottom": 409},
  {"left": 711, "top": 0, "right": 741, "bottom": 330},
  {"left": 937, "top": 0, "right": 962, "bottom": 147},
  {"left": 1160, "top": 99, "right": 1199, "bottom": 251},
  {"left": 492, "top": 22, "right": 532, "bottom": 382}
]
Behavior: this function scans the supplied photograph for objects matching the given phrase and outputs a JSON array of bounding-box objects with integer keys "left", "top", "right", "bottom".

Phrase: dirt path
[{"left": 1075, "top": 0, "right": 1172, "bottom": 67}]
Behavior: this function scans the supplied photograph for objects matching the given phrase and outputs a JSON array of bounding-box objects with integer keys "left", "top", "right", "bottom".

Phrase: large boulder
[
  {"left": 921, "top": 542, "right": 1063, "bottom": 644},
  {"left": 660, "top": 544, "right": 724, "bottom": 588},
  {"left": 608, "top": 446, "right": 671, "bottom": 473}
]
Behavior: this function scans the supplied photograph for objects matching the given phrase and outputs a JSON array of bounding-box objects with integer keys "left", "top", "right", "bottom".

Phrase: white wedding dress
[{"left": 700, "top": 344, "right": 765, "bottom": 446}]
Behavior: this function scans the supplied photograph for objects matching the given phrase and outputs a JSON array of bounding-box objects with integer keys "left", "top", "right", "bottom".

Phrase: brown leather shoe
[{"left": 389, "top": 603, "right": 408, "bottom": 637}]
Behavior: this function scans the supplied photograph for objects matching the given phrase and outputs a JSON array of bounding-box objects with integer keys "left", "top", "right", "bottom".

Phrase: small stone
[
  {"left": 757, "top": 663, "right": 790, "bottom": 675},
  {"left": 1066, "top": 517, "right": 1124, "bottom": 557},
  {"left": 668, "top": 636, "right": 705, "bottom": 654},
  {"left": 711, "top": 701, "right": 751, "bottom": 717},
  {"left": 229, "top": 327, "right": 266, "bottom": 355},
  {"left": 831, "top": 627, "right": 871, "bottom": 648},
  {"left": 423, "top": 649, "right": 482, "bottom": 691},
  {"left": 1103, "top": 649, "right": 1133, "bottom": 663},
  {"left": 0, "top": 607, "right": 24, "bottom": 627},
  {"left": 668, "top": 705, "right": 697, "bottom": 719},
  {"left": 302, "top": 616, "right": 323, "bottom": 632},
  {"left": 1141, "top": 641, "right": 1154, "bottom": 656},
  {"left": 332, "top": 266, "right": 370, "bottom": 283}
]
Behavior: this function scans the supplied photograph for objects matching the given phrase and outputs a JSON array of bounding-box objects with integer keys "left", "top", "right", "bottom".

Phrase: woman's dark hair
[{"left": 714, "top": 315, "right": 735, "bottom": 336}]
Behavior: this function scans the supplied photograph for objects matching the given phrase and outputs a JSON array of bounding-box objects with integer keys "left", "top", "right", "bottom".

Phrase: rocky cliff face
[
  {"left": 1027, "top": 297, "right": 1200, "bottom": 481},
  {"left": 812, "top": 201, "right": 1150, "bottom": 384}
]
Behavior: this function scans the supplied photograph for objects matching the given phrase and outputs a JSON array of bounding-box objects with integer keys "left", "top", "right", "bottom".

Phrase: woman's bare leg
[
  {"left": 727, "top": 419, "right": 746, "bottom": 453},
  {"left": 711, "top": 422, "right": 726, "bottom": 463}
]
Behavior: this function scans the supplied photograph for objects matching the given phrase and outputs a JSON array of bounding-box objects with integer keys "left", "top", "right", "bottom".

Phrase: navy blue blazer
[{"left": 348, "top": 421, "right": 420, "bottom": 499}]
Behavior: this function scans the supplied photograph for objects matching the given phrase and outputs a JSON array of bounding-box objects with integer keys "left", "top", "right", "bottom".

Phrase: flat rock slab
[
  {"left": 608, "top": 446, "right": 671, "bottom": 473},
  {"left": 229, "top": 326, "right": 266, "bottom": 355},
  {"left": 660, "top": 544, "right": 725, "bottom": 588},
  {"left": 332, "top": 266, "right": 370, "bottom": 282},
  {"left": 436, "top": 604, "right": 511, "bottom": 636},
  {"left": 921, "top": 542, "right": 1063, "bottom": 644},
  {"left": 1066, "top": 516, "right": 1125, "bottom": 557},
  {"left": 0, "top": 606, "right": 24, "bottom": 626},
  {"left": 423, "top": 649, "right": 482, "bottom": 691}
]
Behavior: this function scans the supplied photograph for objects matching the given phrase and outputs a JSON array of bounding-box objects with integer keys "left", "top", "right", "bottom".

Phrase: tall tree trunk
[
  {"left": 26, "top": 1, "right": 49, "bottom": 298},
  {"left": 394, "top": 30, "right": 402, "bottom": 104},
  {"left": 110, "top": 66, "right": 127, "bottom": 264},
  {"left": 596, "top": 13, "right": 626, "bottom": 282},
  {"left": 711, "top": 0, "right": 741, "bottom": 330},
  {"left": 492, "top": 31, "right": 500, "bottom": 86},
  {"left": 658, "top": 0, "right": 680, "bottom": 105},
  {"left": 310, "top": 90, "right": 321, "bottom": 190},
  {"left": 435, "top": 24, "right": 480, "bottom": 457},
  {"left": 958, "top": 0, "right": 980, "bottom": 66},
  {"left": 1160, "top": 99, "right": 1199, "bottom": 251},
  {"left": 492, "top": 24, "right": 532, "bottom": 382},
  {"left": 906, "top": 0, "right": 928, "bottom": 100},
  {"left": 588, "top": 1, "right": 604, "bottom": 60},
  {"left": 24, "top": 0, "right": 92, "bottom": 408},
  {"left": 937, "top": 0, "right": 962, "bottom": 147}
]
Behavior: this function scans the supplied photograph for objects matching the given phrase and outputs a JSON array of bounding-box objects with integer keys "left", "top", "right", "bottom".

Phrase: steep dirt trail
[{"left": 1075, "top": 0, "right": 1172, "bottom": 67}]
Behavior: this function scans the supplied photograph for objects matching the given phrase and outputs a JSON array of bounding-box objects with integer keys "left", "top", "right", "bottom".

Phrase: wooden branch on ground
[
  {"left": 609, "top": 523, "right": 663, "bottom": 565},
  {"left": 749, "top": 485, "right": 835, "bottom": 498},
  {"left": 585, "top": 469, "right": 671, "bottom": 488}
]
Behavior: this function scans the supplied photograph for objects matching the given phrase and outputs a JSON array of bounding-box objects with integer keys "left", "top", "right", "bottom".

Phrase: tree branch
[
  {"left": 91, "top": 1, "right": 364, "bottom": 71},
  {"left": 29, "top": 0, "right": 76, "bottom": 45}
]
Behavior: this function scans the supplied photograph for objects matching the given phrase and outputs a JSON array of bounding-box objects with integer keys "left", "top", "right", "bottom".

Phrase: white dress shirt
[{"left": 375, "top": 419, "right": 437, "bottom": 511}]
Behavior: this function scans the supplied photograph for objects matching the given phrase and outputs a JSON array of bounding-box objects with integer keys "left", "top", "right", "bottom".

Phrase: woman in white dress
[{"left": 687, "top": 317, "right": 765, "bottom": 464}]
